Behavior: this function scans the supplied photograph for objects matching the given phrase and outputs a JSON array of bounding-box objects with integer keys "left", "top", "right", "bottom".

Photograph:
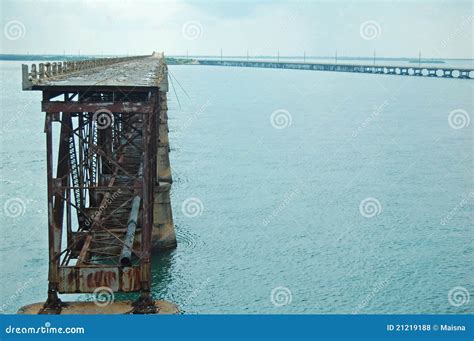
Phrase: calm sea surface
[{"left": 0, "top": 60, "right": 472, "bottom": 314}]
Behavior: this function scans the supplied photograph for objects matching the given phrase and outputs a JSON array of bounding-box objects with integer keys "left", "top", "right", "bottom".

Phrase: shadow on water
[
  {"left": 149, "top": 225, "right": 205, "bottom": 312},
  {"left": 151, "top": 248, "right": 176, "bottom": 294}
]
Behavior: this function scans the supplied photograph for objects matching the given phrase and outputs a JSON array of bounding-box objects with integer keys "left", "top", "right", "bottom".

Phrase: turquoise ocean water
[{"left": 0, "top": 60, "right": 472, "bottom": 314}]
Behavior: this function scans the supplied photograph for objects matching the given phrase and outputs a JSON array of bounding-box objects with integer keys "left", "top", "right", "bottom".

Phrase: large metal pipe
[{"left": 119, "top": 195, "right": 141, "bottom": 267}]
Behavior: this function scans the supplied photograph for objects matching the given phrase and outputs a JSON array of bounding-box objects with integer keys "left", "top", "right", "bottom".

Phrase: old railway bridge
[{"left": 19, "top": 52, "right": 473, "bottom": 314}]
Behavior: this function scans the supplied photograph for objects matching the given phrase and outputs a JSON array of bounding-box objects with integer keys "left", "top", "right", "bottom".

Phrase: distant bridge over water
[{"left": 179, "top": 59, "right": 474, "bottom": 79}]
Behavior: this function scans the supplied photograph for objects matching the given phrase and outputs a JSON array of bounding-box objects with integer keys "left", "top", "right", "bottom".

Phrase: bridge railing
[{"left": 22, "top": 54, "right": 151, "bottom": 89}]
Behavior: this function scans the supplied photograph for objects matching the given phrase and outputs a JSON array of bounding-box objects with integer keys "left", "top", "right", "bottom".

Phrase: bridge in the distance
[{"left": 175, "top": 58, "right": 474, "bottom": 79}]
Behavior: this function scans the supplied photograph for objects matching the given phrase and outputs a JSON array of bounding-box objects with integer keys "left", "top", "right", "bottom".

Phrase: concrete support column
[
  {"left": 151, "top": 84, "right": 177, "bottom": 251},
  {"left": 157, "top": 92, "right": 172, "bottom": 183},
  {"left": 152, "top": 183, "right": 177, "bottom": 250}
]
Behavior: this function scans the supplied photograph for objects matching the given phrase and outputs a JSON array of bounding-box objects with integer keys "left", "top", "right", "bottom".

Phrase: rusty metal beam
[
  {"left": 57, "top": 266, "right": 141, "bottom": 293},
  {"left": 42, "top": 101, "right": 153, "bottom": 114},
  {"left": 119, "top": 195, "right": 141, "bottom": 267}
]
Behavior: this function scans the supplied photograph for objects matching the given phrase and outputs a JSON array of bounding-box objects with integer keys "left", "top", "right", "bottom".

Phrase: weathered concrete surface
[
  {"left": 23, "top": 52, "right": 168, "bottom": 90},
  {"left": 18, "top": 300, "right": 179, "bottom": 314},
  {"left": 151, "top": 89, "right": 176, "bottom": 251},
  {"left": 157, "top": 92, "right": 172, "bottom": 183},
  {"left": 152, "top": 183, "right": 177, "bottom": 250}
]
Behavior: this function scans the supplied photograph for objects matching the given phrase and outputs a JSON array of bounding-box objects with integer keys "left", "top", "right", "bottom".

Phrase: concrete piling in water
[
  {"left": 153, "top": 183, "right": 177, "bottom": 250},
  {"left": 152, "top": 81, "right": 177, "bottom": 251}
]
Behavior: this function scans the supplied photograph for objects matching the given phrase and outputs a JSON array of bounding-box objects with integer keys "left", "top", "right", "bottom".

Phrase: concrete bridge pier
[
  {"left": 157, "top": 93, "right": 172, "bottom": 183},
  {"left": 152, "top": 88, "right": 177, "bottom": 251},
  {"left": 443, "top": 70, "right": 453, "bottom": 78},
  {"left": 459, "top": 70, "right": 470, "bottom": 79}
]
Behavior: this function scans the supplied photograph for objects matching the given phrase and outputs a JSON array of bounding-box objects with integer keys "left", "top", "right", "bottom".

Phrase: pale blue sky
[{"left": 0, "top": 0, "right": 472, "bottom": 58}]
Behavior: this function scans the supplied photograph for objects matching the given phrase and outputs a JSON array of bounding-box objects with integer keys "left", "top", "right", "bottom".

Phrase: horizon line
[{"left": 0, "top": 53, "right": 473, "bottom": 61}]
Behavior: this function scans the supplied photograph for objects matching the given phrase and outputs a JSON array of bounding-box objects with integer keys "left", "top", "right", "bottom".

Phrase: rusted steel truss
[{"left": 41, "top": 88, "right": 159, "bottom": 314}]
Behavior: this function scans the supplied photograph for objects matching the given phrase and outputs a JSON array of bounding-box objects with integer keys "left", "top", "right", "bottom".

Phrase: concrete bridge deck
[{"left": 22, "top": 54, "right": 168, "bottom": 90}]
